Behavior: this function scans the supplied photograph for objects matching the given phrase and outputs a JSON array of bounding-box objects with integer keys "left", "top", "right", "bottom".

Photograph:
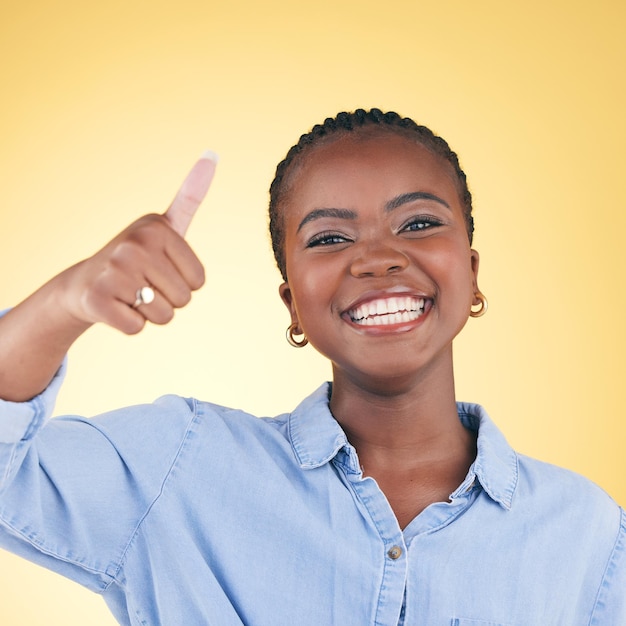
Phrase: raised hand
[
  {"left": 0, "top": 153, "right": 218, "bottom": 401},
  {"left": 61, "top": 152, "right": 218, "bottom": 335}
]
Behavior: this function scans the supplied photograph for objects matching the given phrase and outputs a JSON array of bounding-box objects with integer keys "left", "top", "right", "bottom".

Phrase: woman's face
[{"left": 279, "top": 132, "right": 480, "bottom": 389}]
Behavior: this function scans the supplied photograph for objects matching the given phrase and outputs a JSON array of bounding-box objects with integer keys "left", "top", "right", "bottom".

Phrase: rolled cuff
[{"left": 0, "top": 358, "right": 66, "bottom": 444}]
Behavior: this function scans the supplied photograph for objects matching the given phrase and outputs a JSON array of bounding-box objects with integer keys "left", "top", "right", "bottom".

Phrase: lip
[{"left": 341, "top": 287, "right": 432, "bottom": 334}]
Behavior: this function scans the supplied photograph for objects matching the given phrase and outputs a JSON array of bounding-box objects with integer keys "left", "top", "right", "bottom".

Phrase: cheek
[
  {"left": 288, "top": 262, "right": 331, "bottom": 314},
  {"left": 422, "top": 238, "right": 475, "bottom": 294},
  {"left": 284, "top": 248, "right": 311, "bottom": 312},
  {"left": 286, "top": 254, "right": 345, "bottom": 328}
]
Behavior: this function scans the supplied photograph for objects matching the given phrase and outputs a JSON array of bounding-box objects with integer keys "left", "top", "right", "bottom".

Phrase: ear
[
  {"left": 470, "top": 249, "right": 481, "bottom": 303},
  {"left": 278, "top": 282, "right": 300, "bottom": 326}
]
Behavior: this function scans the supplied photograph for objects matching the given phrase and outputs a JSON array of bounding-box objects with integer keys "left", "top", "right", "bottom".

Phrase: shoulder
[
  {"left": 51, "top": 394, "right": 199, "bottom": 448},
  {"left": 461, "top": 401, "right": 622, "bottom": 546},
  {"left": 515, "top": 452, "right": 619, "bottom": 512},
  {"left": 68, "top": 393, "right": 286, "bottom": 440},
  {"left": 182, "top": 397, "right": 293, "bottom": 463},
  {"left": 460, "top": 401, "right": 621, "bottom": 519},
  {"left": 513, "top": 453, "right": 622, "bottom": 552},
  {"left": 68, "top": 393, "right": 291, "bottom": 456},
  {"left": 37, "top": 394, "right": 294, "bottom": 502}
]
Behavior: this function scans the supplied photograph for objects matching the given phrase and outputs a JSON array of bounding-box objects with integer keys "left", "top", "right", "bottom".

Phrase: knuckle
[
  {"left": 152, "top": 307, "right": 175, "bottom": 325},
  {"left": 81, "top": 288, "right": 107, "bottom": 317},
  {"left": 123, "top": 214, "right": 167, "bottom": 246},
  {"left": 108, "top": 240, "right": 144, "bottom": 270},
  {"left": 133, "top": 213, "right": 166, "bottom": 230},
  {"left": 123, "top": 316, "right": 146, "bottom": 335},
  {"left": 174, "top": 289, "right": 192, "bottom": 308}
]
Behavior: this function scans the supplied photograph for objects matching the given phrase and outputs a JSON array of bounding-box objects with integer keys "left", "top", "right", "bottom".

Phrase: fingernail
[{"left": 200, "top": 149, "right": 219, "bottom": 163}]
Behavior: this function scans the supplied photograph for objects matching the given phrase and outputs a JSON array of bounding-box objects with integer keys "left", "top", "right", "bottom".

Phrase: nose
[{"left": 349, "top": 240, "right": 410, "bottom": 278}]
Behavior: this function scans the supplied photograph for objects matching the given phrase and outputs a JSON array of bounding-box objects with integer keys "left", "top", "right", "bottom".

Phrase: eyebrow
[
  {"left": 384, "top": 191, "right": 450, "bottom": 211},
  {"left": 297, "top": 208, "right": 357, "bottom": 232},
  {"left": 296, "top": 191, "right": 450, "bottom": 232}
]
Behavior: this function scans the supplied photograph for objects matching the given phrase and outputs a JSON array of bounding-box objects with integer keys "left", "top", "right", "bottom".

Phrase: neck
[
  {"left": 329, "top": 356, "right": 474, "bottom": 470},
  {"left": 329, "top": 359, "right": 477, "bottom": 527}
]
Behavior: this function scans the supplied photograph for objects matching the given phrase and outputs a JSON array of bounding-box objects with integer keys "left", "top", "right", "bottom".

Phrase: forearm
[{"left": 0, "top": 269, "right": 92, "bottom": 402}]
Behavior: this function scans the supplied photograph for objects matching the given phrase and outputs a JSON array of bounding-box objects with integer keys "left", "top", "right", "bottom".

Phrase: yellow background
[{"left": 1, "top": 0, "right": 624, "bottom": 623}]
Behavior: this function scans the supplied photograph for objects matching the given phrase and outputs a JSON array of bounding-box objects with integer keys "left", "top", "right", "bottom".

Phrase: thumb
[{"left": 164, "top": 150, "right": 218, "bottom": 237}]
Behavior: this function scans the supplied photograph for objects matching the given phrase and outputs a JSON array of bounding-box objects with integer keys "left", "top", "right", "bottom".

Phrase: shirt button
[{"left": 387, "top": 546, "right": 403, "bottom": 560}]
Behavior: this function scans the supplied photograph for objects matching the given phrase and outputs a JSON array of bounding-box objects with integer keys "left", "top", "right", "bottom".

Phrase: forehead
[{"left": 284, "top": 132, "right": 460, "bottom": 212}]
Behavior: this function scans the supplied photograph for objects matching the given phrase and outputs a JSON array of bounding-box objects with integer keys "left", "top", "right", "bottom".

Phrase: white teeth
[{"left": 348, "top": 297, "right": 426, "bottom": 325}]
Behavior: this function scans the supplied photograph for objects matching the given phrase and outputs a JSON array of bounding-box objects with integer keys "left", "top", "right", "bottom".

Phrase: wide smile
[{"left": 345, "top": 296, "right": 427, "bottom": 327}]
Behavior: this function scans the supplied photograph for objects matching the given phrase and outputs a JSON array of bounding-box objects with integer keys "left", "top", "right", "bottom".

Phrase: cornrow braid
[{"left": 269, "top": 108, "right": 474, "bottom": 280}]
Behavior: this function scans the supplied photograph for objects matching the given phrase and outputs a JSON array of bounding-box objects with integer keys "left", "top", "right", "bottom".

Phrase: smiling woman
[
  {"left": 278, "top": 119, "right": 479, "bottom": 402},
  {"left": 0, "top": 109, "right": 624, "bottom": 626}
]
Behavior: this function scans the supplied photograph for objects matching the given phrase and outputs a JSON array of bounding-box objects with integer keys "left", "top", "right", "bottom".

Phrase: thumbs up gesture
[
  {"left": 0, "top": 153, "right": 218, "bottom": 401},
  {"left": 59, "top": 152, "right": 218, "bottom": 334}
]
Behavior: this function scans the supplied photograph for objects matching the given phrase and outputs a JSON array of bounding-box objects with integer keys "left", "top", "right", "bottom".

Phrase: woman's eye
[
  {"left": 400, "top": 216, "right": 443, "bottom": 233},
  {"left": 306, "top": 232, "right": 351, "bottom": 248}
]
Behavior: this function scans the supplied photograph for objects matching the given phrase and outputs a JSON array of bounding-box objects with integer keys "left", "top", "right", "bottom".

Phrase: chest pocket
[{"left": 450, "top": 617, "right": 515, "bottom": 626}]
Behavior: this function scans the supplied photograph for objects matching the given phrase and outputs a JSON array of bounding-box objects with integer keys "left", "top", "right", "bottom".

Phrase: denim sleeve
[
  {"left": 590, "top": 507, "right": 626, "bottom": 624},
  {"left": 0, "top": 358, "right": 67, "bottom": 487},
  {"left": 0, "top": 361, "right": 198, "bottom": 593}
]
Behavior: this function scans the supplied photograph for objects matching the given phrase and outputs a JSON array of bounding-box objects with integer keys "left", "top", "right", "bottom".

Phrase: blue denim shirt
[{"left": 0, "top": 363, "right": 624, "bottom": 625}]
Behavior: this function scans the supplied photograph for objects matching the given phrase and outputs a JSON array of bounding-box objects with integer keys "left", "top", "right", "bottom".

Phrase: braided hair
[{"left": 269, "top": 108, "right": 474, "bottom": 280}]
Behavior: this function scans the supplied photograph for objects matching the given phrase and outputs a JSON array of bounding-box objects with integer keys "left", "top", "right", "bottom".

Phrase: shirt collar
[
  {"left": 456, "top": 402, "right": 519, "bottom": 509},
  {"left": 288, "top": 384, "right": 519, "bottom": 510},
  {"left": 288, "top": 383, "right": 350, "bottom": 469}
]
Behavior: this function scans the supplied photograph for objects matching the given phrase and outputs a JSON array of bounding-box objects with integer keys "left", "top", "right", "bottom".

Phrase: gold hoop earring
[
  {"left": 286, "top": 322, "right": 308, "bottom": 348},
  {"left": 470, "top": 291, "right": 488, "bottom": 318}
]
